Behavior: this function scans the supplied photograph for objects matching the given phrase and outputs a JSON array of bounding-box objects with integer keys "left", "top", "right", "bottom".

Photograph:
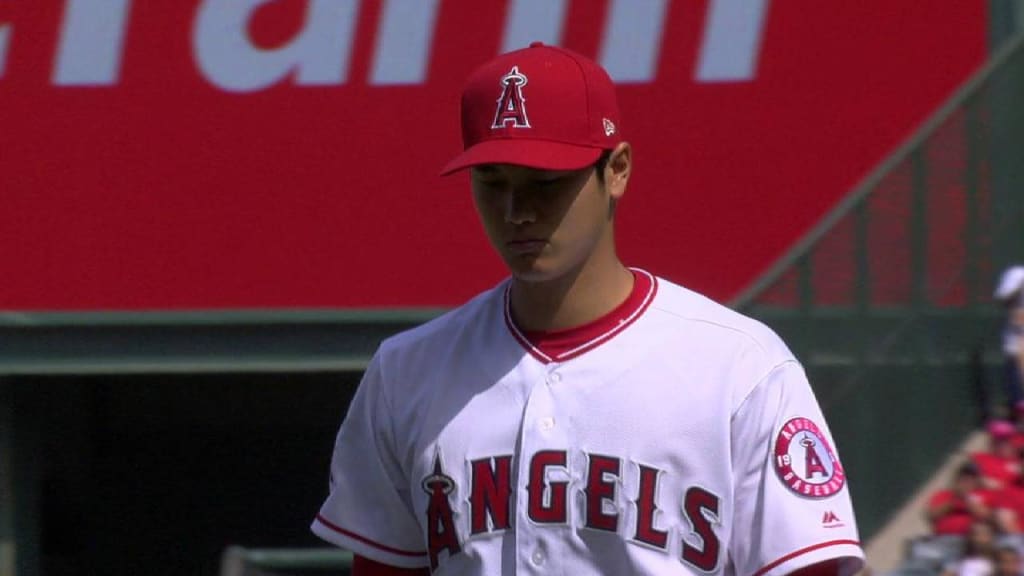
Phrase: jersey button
[
  {"left": 531, "top": 550, "right": 545, "bottom": 566},
  {"left": 548, "top": 372, "right": 562, "bottom": 384},
  {"left": 539, "top": 417, "right": 555, "bottom": 431}
]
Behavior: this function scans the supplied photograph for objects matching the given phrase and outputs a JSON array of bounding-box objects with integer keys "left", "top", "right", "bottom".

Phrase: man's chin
[{"left": 505, "top": 257, "right": 560, "bottom": 284}]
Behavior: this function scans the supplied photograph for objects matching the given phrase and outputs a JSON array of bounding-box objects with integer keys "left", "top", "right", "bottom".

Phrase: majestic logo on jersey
[
  {"left": 774, "top": 417, "right": 846, "bottom": 498},
  {"left": 822, "top": 510, "right": 845, "bottom": 528},
  {"left": 492, "top": 66, "right": 531, "bottom": 129},
  {"left": 422, "top": 455, "right": 460, "bottom": 570}
]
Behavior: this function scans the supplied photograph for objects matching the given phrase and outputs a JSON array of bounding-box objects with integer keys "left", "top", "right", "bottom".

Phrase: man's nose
[{"left": 504, "top": 189, "right": 537, "bottom": 225}]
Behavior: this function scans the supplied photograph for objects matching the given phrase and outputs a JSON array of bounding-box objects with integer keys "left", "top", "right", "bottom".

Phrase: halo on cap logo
[
  {"left": 773, "top": 417, "right": 845, "bottom": 498},
  {"left": 492, "top": 66, "right": 531, "bottom": 129}
]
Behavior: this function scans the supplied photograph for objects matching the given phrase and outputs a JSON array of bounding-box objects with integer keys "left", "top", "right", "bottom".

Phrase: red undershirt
[{"left": 505, "top": 269, "right": 656, "bottom": 363}]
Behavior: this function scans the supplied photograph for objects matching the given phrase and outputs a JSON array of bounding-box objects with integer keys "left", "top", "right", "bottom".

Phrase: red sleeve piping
[
  {"left": 314, "top": 514, "right": 428, "bottom": 558},
  {"left": 752, "top": 539, "right": 861, "bottom": 576}
]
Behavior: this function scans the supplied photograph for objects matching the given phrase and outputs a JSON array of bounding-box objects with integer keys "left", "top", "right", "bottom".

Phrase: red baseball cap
[{"left": 441, "top": 42, "right": 623, "bottom": 176}]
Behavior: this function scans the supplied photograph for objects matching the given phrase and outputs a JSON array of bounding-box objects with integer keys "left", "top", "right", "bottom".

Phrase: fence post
[
  {"left": 910, "top": 149, "right": 929, "bottom": 309},
  {"left": 855, "top": 202, "right": 871, "bottom": 312},
  {"left": 797, "top": 254, "right": 814, "bottom": 312},
  {"left": 964, "top": 97, "right": 983, "bottom": 308}
]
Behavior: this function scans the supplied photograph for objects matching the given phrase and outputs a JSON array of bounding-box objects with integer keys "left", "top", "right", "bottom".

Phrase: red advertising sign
[{"left": 0, "top": 0, "right": 986, "bottom": 310}]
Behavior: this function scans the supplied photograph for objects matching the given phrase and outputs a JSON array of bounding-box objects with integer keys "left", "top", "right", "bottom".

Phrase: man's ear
[{"left": 605, "top": 142, "right": 632, "bottom": 200}]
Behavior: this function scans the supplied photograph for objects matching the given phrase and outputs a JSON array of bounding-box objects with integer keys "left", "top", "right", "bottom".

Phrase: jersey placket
[{"left": 515, "top": 364, "right": 571, "bottom": 575}]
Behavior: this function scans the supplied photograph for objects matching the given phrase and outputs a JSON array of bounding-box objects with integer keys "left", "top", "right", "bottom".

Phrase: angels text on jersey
[{"left": 422, "top": 449, "right": 725, "bottom": 572}]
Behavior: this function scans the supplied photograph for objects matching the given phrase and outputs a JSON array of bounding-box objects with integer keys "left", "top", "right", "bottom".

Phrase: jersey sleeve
[
  {"left": 311, "top": 352, "right": 431, "bottom": 569},
  {"left": 728, "top": 360, "right": 865, "bottom": 576}
]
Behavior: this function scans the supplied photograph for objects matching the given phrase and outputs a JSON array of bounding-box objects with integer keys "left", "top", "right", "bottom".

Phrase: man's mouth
[{"left": 506, "top": 239, "right": 547, "bottom": 255}]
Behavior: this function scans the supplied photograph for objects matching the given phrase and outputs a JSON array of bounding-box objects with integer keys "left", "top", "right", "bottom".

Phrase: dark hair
[
  {"left": 594, "top": 149, "right": 613, "bottom": 183},
  {"left": 957, "top": 461, "right": 980, "bottom": 477}
]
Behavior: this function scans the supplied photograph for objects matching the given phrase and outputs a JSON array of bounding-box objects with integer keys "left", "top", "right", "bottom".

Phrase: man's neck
[{"left": 509, "top": 257, "right": 634, "bottom": 333}]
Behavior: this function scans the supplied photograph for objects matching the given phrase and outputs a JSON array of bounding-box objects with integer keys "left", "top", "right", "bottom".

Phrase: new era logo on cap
[{"left": 441, "top": 42, "right": 623, "bottom": 175}]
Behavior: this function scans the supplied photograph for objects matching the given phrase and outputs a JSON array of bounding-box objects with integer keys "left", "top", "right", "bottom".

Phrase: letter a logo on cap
[{"left": 492, "top": 66, "right": 531, "bottom": 129}]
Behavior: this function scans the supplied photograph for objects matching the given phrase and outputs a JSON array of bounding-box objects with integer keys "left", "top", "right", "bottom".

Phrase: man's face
[
  {"left": 470, "top": 162, "right": 613, "bottom": 283},
  {"left": 969, "top": 521, "right": 995, "bottom": 552},
  {"left": 997, "top": 549, "right": 1021, "bottom": 575},
  {"left": 955, "top": 473, "right": 978, "bottom": 495},
  {"left": 994, "top": 437, "right": 1018, "bottom": 458}
]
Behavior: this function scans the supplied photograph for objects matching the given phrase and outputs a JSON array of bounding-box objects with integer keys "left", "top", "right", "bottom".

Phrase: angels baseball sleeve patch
[{"left": 773, "top": 417, "right": 846, "bottom": 498}]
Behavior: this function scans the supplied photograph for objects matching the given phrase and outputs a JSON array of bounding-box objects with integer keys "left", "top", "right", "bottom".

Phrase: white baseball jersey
[{"left": 313, "top": 270, "right": 864, "bottom": 575}]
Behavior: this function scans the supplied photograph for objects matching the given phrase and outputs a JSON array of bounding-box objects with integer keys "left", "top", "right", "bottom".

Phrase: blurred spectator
[
  {"left": 1011, "top": 402, "right": 1024, "bottom": 451},
  {"left": 941, "top": 519, "right": 998, "bottom": 576},
  {"left": 930, "top": 462, "right": 998, "bottom": 534},
  {"left": 972, "top": 421, "right": 1022, "bottom": 490},
  {"left": 995, "top": 544, "right": 1024, "bottom": 576},
  {"left": 992, "top": 484, "right": 1024, "bottom": 533},
  {"left": 996, "top": 265, "right": 1024, "bottom": 410}
]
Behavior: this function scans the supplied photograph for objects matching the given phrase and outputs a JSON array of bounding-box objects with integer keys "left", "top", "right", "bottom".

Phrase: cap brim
[{"left": 440, "top": 139, "right": 605, "bottom": 176}]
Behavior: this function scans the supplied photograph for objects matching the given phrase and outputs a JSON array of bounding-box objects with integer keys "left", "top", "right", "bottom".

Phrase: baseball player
[{"left": 313, "top": 43, "right": 864, "bottom": 576}]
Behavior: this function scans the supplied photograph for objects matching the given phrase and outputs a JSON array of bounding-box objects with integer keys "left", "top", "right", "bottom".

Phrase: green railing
[
  {"left": 219, "top": 547, "right": 353, "bottom": 575},
  {"left": 731, "top": 33, "right": 1024, "bottom": 539}
]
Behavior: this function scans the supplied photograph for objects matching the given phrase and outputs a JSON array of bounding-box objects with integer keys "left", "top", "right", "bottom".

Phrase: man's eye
[{"left": 536, "top": 177, "right": 563, "bottom": 187}]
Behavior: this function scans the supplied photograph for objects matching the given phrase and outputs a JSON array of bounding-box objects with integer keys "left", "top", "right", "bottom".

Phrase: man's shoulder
[
  {"left": 378, "top": 281, "right": 505, "bottom": 356},
  {"left": 648, "top": 274, "right": 794, "bottom": 362}
]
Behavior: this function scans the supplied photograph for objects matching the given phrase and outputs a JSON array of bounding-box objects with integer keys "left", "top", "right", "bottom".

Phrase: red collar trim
[{"left": 503, "top": 269, "right": 657, "bottom": 364}]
